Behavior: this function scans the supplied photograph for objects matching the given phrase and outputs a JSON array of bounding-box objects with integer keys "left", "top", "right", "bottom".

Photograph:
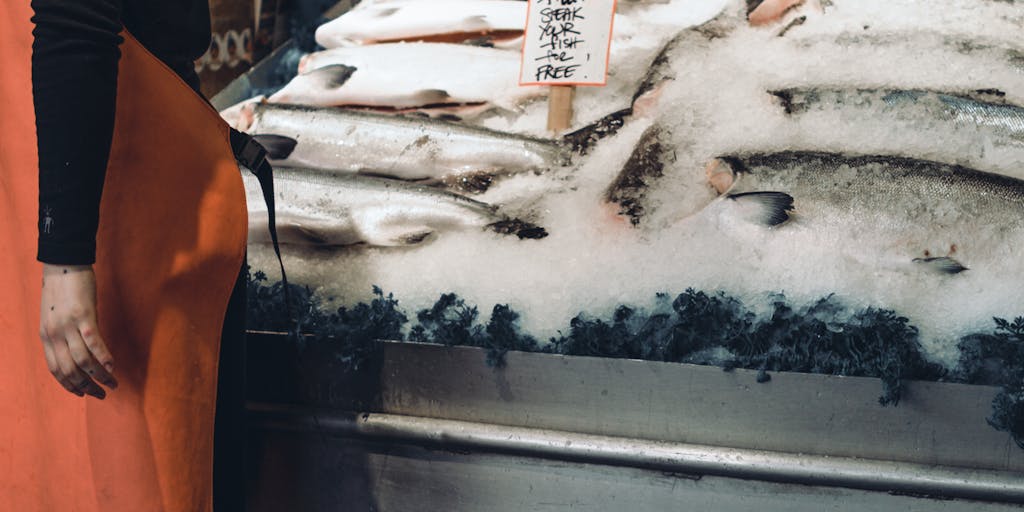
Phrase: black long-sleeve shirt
[{"left": 32, "top": 0, "right": 211, "bottom": 264}]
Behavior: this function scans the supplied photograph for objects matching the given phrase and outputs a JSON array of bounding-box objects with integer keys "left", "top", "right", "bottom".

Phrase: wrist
[{"left": 42, "top": 263, "right": 93, "bottom": 276}]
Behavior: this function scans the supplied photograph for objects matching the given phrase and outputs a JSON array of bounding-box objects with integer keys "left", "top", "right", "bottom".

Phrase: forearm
[{"left": 32, "top": 0, "right": 123, "bottom": 265}]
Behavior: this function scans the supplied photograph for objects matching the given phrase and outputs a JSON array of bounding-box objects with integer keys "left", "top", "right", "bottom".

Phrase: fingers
[
  {"left": 50, "top": 336, "right": 105, "bottom": 400},
  {"left": 40, "top": 328, "right": 83, "bottom": 397},
  {"left": 66, "top": 323, "right": 118, "bottom": 391}
]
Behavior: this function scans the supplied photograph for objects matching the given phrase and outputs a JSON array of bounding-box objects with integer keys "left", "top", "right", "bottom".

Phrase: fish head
[
  {"left": 703, "top": 157, "right": 793, "bottom": 228},
  {"left": 705, "top": 157, "right": 743, "bottom": 195}
]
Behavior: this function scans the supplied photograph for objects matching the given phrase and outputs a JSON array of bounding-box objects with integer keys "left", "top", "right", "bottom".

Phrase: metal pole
[{"left": 249, "top": 402, "right": 1024, "bottom": 504}]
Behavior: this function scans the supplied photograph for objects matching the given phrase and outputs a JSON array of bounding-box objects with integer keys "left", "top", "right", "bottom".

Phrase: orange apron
[{"left": 0, "top": 3, "right": 248, "bottom": 511}]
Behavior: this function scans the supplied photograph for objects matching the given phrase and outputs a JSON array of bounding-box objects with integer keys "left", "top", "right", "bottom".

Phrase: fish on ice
[
  {"left": 701, "top": 151, "right": 1024, "bottom": 274},
  {"left": 244, "top": 167, "right": 548, "bottom": 247},
  {"left": 315, "top": 0, "right": 526, "bottom": 48},
  {"left": 270, "top": 43, "right": 538, "bottom": 110},
  {"left": 771, "top": 88, "right": 1024, "bottom": 146},
  {"left": 246, "top": 103, "right": 570, "bottom": 192}
]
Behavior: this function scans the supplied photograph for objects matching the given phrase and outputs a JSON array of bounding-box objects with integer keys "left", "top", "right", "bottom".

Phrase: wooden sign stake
[{"left": 547, "top": 85, "right": 575, "bottom": 134}]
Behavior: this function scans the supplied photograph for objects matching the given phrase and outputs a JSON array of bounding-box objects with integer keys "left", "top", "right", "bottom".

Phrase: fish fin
[
  {"left": 769, "top": 89, "right": 801, "bottom": 115},
  {"left": 776, "top": 14, "right": 807, "bottom": 37},
  {"left": 411, "top": 88, "right": 453, "bottom": 105},
  {"left": 302, "top": 64, "right": 357, "bottom": 89},
  {"left": 396, "top": 230, "right": 434, "bottom": 245},
  {"left": 561, "top": 108, "right": 632, "bottom": 155},
  {"left": 355, "top": 218, "right": 437, "bottom": 246},
  {"left": 444, "top": 172, "right": 495, "bottom": 194},
  {"left": 913, "top": 257, "right": 968, "bottom": 275},
  {"left": 279, "top": 218, "right": 333, "bottom": 245},
  {"left": 460, "top": 14, "right": 491, "bottom": 31},
  {"left": 726, "top": 191, "right": 794, "bottom": 226},
  {"left": 487, "top": 219, "right": 549, "bottom": 240},
  {"left": 252, "top": 134, "right": 298, "bottom": 160},
  {"left": 374, "top": 7, "right": 400, "bottom": 17}
]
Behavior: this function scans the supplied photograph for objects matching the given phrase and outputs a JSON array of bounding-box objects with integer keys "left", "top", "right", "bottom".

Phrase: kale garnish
[
  {"left": 955, "top": 317, "right": 1024, "bottom": 448},
  {"left": 246, "top": 272, "right": 1020, "bottom": 445}
]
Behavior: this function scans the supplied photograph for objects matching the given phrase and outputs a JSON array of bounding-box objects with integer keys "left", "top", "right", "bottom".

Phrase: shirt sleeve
[{"left": 32, "top": 0, "right": 124, "bottom": 265}]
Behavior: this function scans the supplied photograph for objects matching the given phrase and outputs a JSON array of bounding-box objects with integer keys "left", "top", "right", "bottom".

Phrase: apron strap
[{"left": 228, "top": 128, "right": 295, "bottom": 333}]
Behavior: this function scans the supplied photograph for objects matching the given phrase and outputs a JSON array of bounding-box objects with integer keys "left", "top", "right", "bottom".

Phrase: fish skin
[
  {"left": 604, "top": 125, "right": 671, "bottom": 226},
  {"left": 271, "top": 43, "right": 536, "bottom": 109},
  {"left": 792, "top": 32, "right": 1024, "bottom": 74},
  {"left": 247, "top": 103, "right": 569, "bottom": 190},
  {"left": 244, "top": 167, "right": 547, "bottom": 247},
  {"left": 708, "top": 151, "right": 1024, "bottom": 272},
  {"left": 772, "top": 88, "right": 1024, "bottom": 145},
  {"left": 315, "top": 0, "right": 527, "bottom": 47}
]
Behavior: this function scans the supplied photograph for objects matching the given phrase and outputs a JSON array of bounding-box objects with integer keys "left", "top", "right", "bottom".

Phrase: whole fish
[
  {"left": 772, "top": 88, "right": 1024, "bottom": 146},
  {"left": 248, "top": 104, "right": 568, "bottom": 192},
  {"left": 270, "top": 43, "right": 537, "bottom": 109},
  {"left": 315, "top": 0, "right": 526, "bottom": 48},
  {"left": 245, "top": 167, "right": 547, "bottom": 247},
  {"left": 702, "top": 152, "right": 1024, "bottom": 274}
]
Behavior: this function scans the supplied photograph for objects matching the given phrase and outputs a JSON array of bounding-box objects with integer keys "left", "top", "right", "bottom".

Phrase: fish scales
[
  {"left": 244, "top": 167, "right": 546, "bottom": 247},
  {"left": 605, "top": 125, "right": 671, "bottom": 226},
  {"left": 716, "top": 152, "right": 1024, "bottom": 271},
  {"left": 248, "top": 103, "right": 567, "bottom": 189},
  {"left": 774, "top": 89, "right": 1024, "bottom": 145}
]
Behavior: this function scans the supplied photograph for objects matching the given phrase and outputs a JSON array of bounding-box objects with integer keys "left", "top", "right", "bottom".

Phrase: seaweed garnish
[
  {"left": 248, "top": 276, "right": 939, "bottom": 405},
  {"left": 325, "top": 286, "right": 407, "bottom": 370},
  {"left": 955, "top": 317, "right": 1024, "bottom": 447},
  {"left": 410, "top": 293, "right": 481, "bottom": 347},
  {"left": 247, "top": 271, "right": 407, "bottom": 371},
  {"left": 667, "top": 289, "right": 756, "bottom": 366},
  {"left": 410, "top": 294, "right": 539, "bottom": 367},
  {"left": 483, "top": 304, "right": 541, "bottom": 367},
  {"left": 550, "top": 290, "right": 942, "bottom": 406},
  {"left": 247, "top": 273, "right": 1024, "bottom": 445},
  {"left": 747, "top": 297, "right": 945, "bottom": 406}
]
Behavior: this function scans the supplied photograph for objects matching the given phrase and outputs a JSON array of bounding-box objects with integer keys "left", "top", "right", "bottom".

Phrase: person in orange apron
[{"left": 0, "top": 1, "right": 276, "bottom": 510}]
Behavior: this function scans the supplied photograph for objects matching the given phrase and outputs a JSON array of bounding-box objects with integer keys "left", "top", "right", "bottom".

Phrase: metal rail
[{"left": 249, "top": 402, "right": 1024, "bottom": 504}]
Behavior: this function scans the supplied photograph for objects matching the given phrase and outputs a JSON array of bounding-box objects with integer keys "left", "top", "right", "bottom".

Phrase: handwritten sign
[{"left": 519, "top": 0, "right": 617, "bottom": 86}]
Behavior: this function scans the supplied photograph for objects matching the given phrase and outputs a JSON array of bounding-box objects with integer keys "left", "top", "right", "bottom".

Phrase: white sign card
[{"left": 519, "top": 0, "right": 617, "bottom": 86}]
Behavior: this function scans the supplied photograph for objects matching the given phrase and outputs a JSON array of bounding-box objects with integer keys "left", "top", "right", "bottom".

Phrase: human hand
[{"left": 39, "top": 264, "right": 118, "bottom": 398}]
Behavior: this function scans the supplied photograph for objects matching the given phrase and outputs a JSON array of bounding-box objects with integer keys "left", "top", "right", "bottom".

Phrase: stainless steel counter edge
[{"left": 248, "top": 402, "right": 1024, "bottom": 504}]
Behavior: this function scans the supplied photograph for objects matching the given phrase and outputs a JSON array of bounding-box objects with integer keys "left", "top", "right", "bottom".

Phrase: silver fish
[
  {"left": 245, "top": 167, "right": 547, "bottom": 247},
  {"left": 248, "top": 103, "right": 570, "bottom": 193},
  {"left": 772, "top": 88, "right": 1024, "bottom": 146},
  {"left": 704, "top": 152, "right": 1024, "bottom": 274}
]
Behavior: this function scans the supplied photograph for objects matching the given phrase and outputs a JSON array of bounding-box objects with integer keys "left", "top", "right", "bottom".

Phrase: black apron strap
[
  {"left": 228, "top": 128, "right": 329, "bottom": 443},
  {"left": 229, "top": 127, "right": 294, "bottom": 333}
]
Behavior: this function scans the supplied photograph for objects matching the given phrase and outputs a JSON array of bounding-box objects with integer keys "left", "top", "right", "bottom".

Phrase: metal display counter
[{"left": 244, "top": 334, "right": 1024, "bottom": 511}]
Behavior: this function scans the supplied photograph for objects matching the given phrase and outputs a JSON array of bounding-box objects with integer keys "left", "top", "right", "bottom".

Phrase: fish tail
[
  {"left": 487, "top": 219, "right": 549, "bottom": 240},
  {"left": 561, "top": 107, "right": 633, "bottom": 155}
]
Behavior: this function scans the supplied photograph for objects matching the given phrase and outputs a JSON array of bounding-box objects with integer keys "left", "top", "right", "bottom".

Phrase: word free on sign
[{"left": 519, "top": 0, "right": 617, "bottom": 86}]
